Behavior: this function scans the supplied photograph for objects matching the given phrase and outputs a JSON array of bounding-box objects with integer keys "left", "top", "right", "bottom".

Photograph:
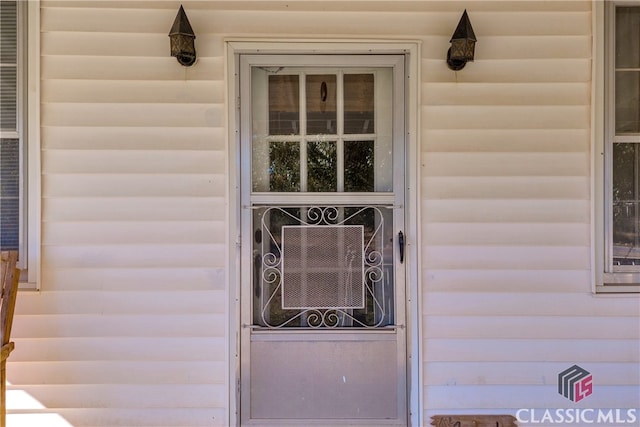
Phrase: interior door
[{"left": 239, "top": 54, "right": 407, "bottom": 425}]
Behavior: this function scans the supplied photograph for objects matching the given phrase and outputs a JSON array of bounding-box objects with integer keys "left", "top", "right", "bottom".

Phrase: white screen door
[{"left": 239, "top": 54, "right": 407, "bottom": 425}]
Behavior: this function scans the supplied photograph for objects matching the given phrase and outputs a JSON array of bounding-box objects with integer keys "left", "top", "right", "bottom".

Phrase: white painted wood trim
[
  {"left": 591, "top": 0, "right": 604, "bottom": 294},
  {"left": 226, "top": 43, "right": 241, "bottom": 427},
  {"left": 225, "top": 38, "right": 422, "bottom": 427},
  {"left": 25, "top": 0, "right": 41, "bottom": 288},
  {"left": 406, "top": 44, "right": 423, "bottom": 427}
]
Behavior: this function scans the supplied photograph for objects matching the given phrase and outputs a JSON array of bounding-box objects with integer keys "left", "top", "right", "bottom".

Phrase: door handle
[{"left": 398, "top": 231, "right": 405, "bottom": 264}]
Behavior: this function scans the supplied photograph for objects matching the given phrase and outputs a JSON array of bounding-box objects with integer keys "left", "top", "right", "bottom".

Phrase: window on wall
[
  {"left": 0, "top": 0, "right": 25, "bottom": 254},
  {"left": 602, "top": 3, "right": 640, "bottom": 291}
]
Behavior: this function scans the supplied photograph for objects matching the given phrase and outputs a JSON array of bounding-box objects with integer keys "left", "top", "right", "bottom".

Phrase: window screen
[{"left": 0, "top": 0, "right": 20, "bottom": 251}]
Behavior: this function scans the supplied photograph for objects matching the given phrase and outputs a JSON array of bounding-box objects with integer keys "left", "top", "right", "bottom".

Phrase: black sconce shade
[
  {"left": 447, "top": 10, "right": 476, "bottom": 71},
  {"left": 169, "top": 5, "right": 196, "bottom": 66}
]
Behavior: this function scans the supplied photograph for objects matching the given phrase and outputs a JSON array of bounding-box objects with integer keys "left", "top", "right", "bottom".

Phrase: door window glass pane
[
  {"left": 252, "top": 207, "right": 303, "bottom": 327},
  {"left": 344, "top": 140, "right": 374, "bottom": 192},
  {"left": 307, "top": 139, "right": 337, "bottom": 192},
  {"left": 253, "top": 67, "right": 393, "bottom": 193},
  {"left": 612, "top": 143, "right": 640, "bottom": 265},
  {"left": 306, "top": 75, "right": 336, "bottom": 135},
  {"left": 269, "top": 75, "right": 300, "bottom": 135},
  {"left": 269, "top": 141, "right": 300, "bottom": 192},
  {"left": 344, "top": 74, "right": 374, "bottom": 134}
]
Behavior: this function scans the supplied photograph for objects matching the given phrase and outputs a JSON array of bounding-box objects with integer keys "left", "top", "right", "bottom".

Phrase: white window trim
[
  {"left": 593, "top": 0, "right": 640, "bottom": 293},
  {"left": 26, "top": 0, "right": 41, "bottom": 288},
  {"left": 1, "top": 0, "right": 39, "bottom": 287},
  {"left": 225, "top": 39, "right": 422, "bottom": 426},
  {"left": 15, "top": 0, "right": 41, "bottom": 288}
]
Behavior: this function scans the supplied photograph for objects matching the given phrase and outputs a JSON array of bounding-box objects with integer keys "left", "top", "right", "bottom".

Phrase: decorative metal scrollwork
[{"left": 254, "top": 206, "right": 392, "bottom": 329}]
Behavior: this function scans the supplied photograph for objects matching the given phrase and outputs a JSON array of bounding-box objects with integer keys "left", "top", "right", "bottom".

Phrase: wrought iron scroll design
[{"left": 257, "top": 206, "right": 390, "bottom": 329}]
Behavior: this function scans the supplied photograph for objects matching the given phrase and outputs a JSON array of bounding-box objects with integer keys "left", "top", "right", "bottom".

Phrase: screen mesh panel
[
  {"left": 281, "top": 225, "right": 364, "bottom": 309},
  {"left": 0, "top": 138, "right": 19, "bottom": 250},
  {"left": 0, "top": 0, "right": 17, "bottom": 132}
]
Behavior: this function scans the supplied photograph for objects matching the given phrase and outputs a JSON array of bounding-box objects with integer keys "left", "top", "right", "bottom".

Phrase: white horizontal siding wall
[
  {"left": 5, "top": 1, "right": 639, "bottom": 427},
  {"left": 11, "top": 1, "right": 228, "bottom": 426},
  {"left": 419, "top": 1, "right": 640, "bottom": 425}
]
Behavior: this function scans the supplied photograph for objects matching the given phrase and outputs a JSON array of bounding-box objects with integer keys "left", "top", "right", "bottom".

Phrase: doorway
[{"left": 238, "top": 54, "right": 409, "bottom": 425}]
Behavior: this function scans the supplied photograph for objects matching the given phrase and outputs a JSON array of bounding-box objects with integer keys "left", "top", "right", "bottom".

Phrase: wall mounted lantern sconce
[
  {"left": 169, "top": 5, "right": 196, "bottom": 66},
  {"left": 446, "top": 10, "right": 476, "bottom": 71}
]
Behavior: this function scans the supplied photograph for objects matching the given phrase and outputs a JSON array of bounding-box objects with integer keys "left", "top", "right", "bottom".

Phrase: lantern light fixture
[
  {"left": 169, "top": 5, "right": 196, "bottom": 67},
  {"left": 447, "top": 9, "right": 477, "bottom": 71}
]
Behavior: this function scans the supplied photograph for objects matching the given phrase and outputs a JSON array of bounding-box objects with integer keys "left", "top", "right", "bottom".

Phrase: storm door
[{"left": 239, "top": 55, "right": 407, "bottom": 425}]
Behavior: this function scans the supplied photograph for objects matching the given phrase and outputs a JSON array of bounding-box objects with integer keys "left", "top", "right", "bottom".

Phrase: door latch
[{"left": 398, "top": 231, "right": 405, "bottom": 264}]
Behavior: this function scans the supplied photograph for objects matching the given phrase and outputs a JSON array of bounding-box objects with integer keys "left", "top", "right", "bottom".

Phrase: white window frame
[
  {"left": 593, "top": 0, "right": 640, "bottom": 293},
  {"left": 0, "top": 0, "right": 40, "bottom": 287}
]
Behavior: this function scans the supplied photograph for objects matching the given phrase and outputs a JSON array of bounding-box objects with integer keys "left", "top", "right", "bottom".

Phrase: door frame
[{"left": 226, "top": 39, "right": 422, "bottom": 427}]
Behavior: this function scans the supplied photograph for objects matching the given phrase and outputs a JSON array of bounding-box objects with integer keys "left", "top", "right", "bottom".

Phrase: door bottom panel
[{"left": 250, "top": 337, "right": 399, "bottom": 420}]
